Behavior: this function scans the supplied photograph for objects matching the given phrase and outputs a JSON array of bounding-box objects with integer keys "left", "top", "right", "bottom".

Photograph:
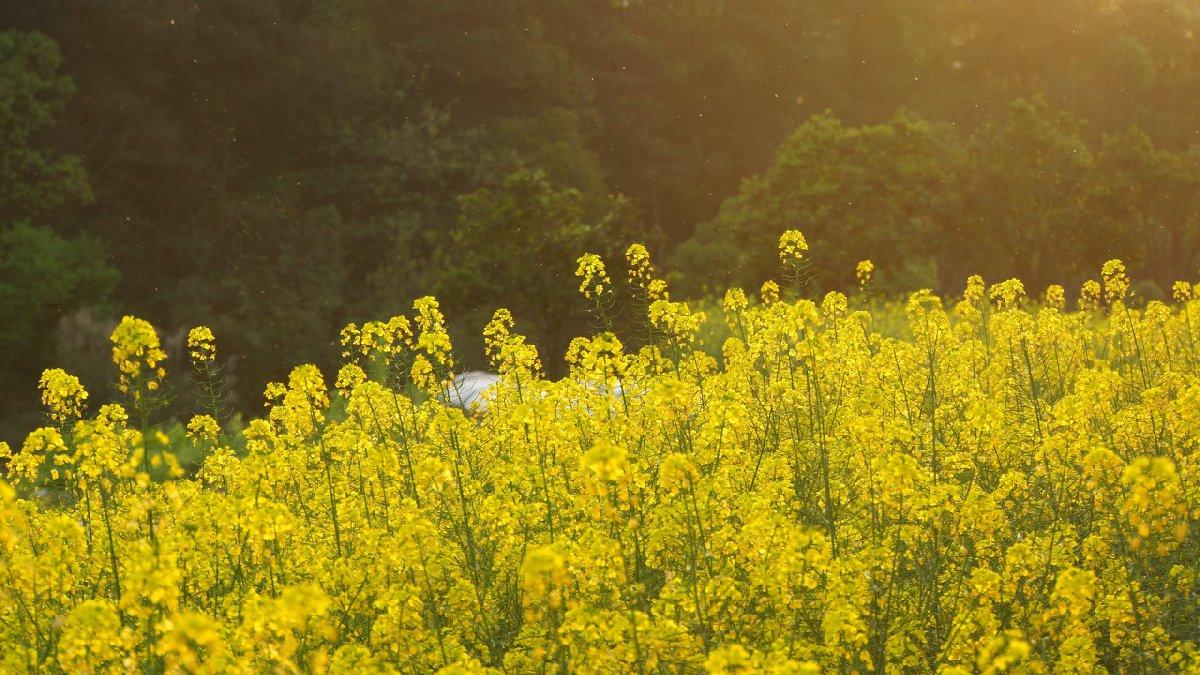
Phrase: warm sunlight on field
[
  {"left": 7, "top": 2, "right": 1200, "bottom": 672},
  {"left": 4, "top": 236, "right": 1200, "bottom": 672}
]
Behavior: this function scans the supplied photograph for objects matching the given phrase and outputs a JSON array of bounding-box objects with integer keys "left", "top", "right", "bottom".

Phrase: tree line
[
  {"left": 2, "top": 0, "right": 1200, "bottom": 433},
  {"left": 678, "top": 101, "right": 1200, "bottom": 297}
]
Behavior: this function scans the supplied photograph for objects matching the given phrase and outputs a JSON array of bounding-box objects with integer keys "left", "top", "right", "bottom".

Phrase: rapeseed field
[{"left": 4, "top": 234, "right": 1200, "bottom": 673}]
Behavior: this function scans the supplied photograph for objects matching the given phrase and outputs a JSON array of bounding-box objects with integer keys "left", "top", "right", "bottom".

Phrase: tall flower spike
[
  {"left": 483, "top": 308, "right": 514, "bottom": 361},
  {"left": 187, "top": 326, "right": 217, "bottom": 365},
  {"left": 761, "top": 280, "right": 780, "bottom": 305},
  {"left": 1079, "top": 279, "right": 1101, "bottom": 311},
  {"left": 647, "top": 278, "right": 670, "bottom": 302},
  {"left": 722, "top": 288, "right": 749, "bottom": 314},
  {"left": 649, "top": 300, "right": 706, "bottom": 354},
  {"left": 110, "top": 315, "right": 167, "bottom": 398},
  {"left": 39, "top": 368, "right": 88, "bottom": 425},
  {"left": 575, "top": 253, "right": 611, "bottom": 300},
  {"left": 413, "top": 296, "right": 453, "bottom": 372},
  {"left": 335, "top": 364, "right": 367, "bottom": 398},
  {"left": 964, "top": 275, "right": 986, "bottom": 305},
  {"left": 1101, "top": 259, "right": 1130, "bottom": 303},
  {"left": 988, "top": 278, "right": 1026, "bottom": 310},
  {"left": 856, "top": 259, "right": 874, "bottom": 289},
  {"left": 338, "top": 322, "right": 361, "bottom": 361},
  {"left": 778, "top": 229, "right": 812, "bottom": 294},
  {"left": 778, "top": 229, "right": 809, "bottom": 264},
  {"left": 625, "top": 243, "right": 654, "bottom": 290},
  {"left": 1044, "top": 284, "right": 1066, "bottom": 310},
  {"left": 483, "top": 309, "right": 541, "bottom": 376}
]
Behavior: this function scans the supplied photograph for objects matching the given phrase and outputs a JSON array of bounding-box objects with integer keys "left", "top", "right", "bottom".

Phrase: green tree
[
  {"left": 0, "top": 226, "right": 117, "bottom": 389},
  {"left": 211, "top": 203, "right": 347, "bottom": 403},
  {"left": 675, "top": 111, "right": 950, "bottom": 295},
  {"left": 0, "top": 29, "right": 89, "bottom": 222},
  {"left": 1090, "top": 129, "right": 1200, "bottom": 291},
  {"left": 8, "top": 0, "right": 1200, "bottom": 420},
  {"left": 0, "top": 30, "right": 115, "bottom": 421},
  {"left": 438, "top": 169, "right": 634, "bottom": 369},
  {"left": 945, "top": 99, "right": 1094, "bottom": 291}
]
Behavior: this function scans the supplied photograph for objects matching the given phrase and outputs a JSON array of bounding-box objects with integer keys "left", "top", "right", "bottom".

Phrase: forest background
[{"left": 3, "top": 0, "right": 1200, "bottom": 436}]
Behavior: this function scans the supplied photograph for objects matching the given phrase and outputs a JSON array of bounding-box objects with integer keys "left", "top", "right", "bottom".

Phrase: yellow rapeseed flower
[
  {"left": 575, "top": 253, "right": 611, "bottom": 300},
  {"left": 38, "top": 368, "right": 88, "bottom": 424},
  {"left": 186, "top": 326, "right": 217, "bottom": 364},
  {"left": 5, "top": 237, "right": 1200, "bottom": 673},
  {"left": 778, "top": 229, "right": 809, "bottom": 263}
]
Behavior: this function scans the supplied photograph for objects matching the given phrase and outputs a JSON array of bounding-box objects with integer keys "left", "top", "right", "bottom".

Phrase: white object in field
[
  {"left": 445, "top": 371, "right": 500, "bottom": 413},
  {"left": 590, "top": 379, "right": 623, "bottom": 398}
]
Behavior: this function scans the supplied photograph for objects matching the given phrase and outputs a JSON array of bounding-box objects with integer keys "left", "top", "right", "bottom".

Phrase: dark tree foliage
[
  {"left": 0, "top": 30, "right": 90, "bottom": 223},
  {"left": 0, "top": 29, "right": 115, "bottom": 431},
  {"left": 674, "top": 112, "right": 951, "bottom": 295},
  {"left": 2, "top": 0, "right": 1200, "bottom": 431}
]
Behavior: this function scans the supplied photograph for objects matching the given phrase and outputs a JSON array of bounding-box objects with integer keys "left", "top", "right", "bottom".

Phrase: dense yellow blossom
[
  {"left": 483, "top": 309, "right": 541, "bottom": 377},
  {"left": 855, "top": 259, "right": 874, "bottom": 289},
  {"left": 38, "top": 367, "right": 88, "bottom": 425},
  {"left": 760, "top": 279, "right": 780, "bottom": 304},
  {"left": 575, "top": 253, "right": 611, "bottom": 300},
  {"left": 110, "top": 315, "right": 167, "bottom": 399},
  {"left": 1080, "top": 278, "right": 1102, "bottom": 311},
  {"left": 1044, "top": 283, "right": 1066, "bottom": 310},
  {"left": 625, "top": 243, "right": 653, "bottom": 289},
  {"left": 186, "top": 326, "right": 217, "bottom": 365},
  {"left": 185, "top": 414, "right": 220, "bottom": 444},
  {"left": 1102, "top": 258, "right": 1131, "bottom": 303},
  {"left": 4, "top": 244, "right": 1200, "bottom": 672},
  {"left": 777, "top": 228, "right": 809, "bottom": 262}
]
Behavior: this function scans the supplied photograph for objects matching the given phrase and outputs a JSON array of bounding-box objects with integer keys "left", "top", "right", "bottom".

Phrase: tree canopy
[{"left": 3, "top": 0, "right": 1200, "bottom": 432}]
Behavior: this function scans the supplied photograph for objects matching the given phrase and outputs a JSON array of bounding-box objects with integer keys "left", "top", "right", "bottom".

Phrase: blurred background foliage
[{"left": 2, "top": 0, "right": 1200, "bottom": 435}]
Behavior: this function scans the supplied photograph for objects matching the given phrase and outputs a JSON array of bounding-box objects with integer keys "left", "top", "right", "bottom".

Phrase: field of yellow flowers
[{"left": 3, "top": 233, "right": 1200, "bottom": 673}]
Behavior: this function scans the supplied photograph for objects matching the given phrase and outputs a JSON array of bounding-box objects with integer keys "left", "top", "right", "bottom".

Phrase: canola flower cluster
[{"left": 4, "top": 233, "right": 1200, "bottom": 673}]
